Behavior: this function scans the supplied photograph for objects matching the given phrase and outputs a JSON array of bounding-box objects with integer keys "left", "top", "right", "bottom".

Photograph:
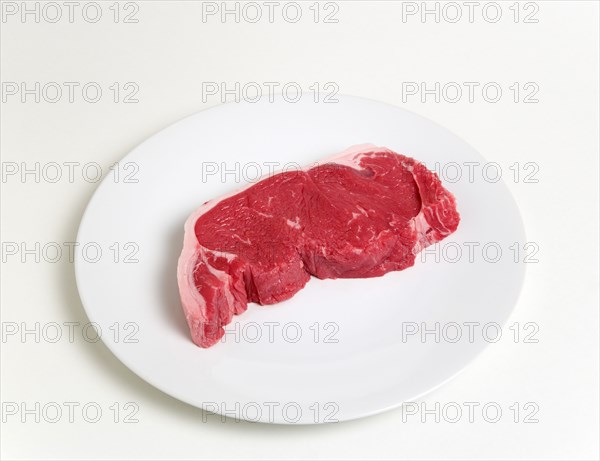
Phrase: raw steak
[{"left": 177, "top": 144, "right": 460, "bottom": 348}]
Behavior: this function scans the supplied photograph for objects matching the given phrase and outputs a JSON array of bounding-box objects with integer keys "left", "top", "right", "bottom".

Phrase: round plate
[{"left": 75, "top": 95, "right": 526, "bottom": 424}]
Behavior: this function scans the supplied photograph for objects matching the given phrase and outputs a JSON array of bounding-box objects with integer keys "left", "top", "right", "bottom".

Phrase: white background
[{"left": 1, "top": 1, "right": 598, "bottom": 460}]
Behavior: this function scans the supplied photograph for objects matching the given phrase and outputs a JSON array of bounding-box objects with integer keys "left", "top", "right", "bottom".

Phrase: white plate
[{"left": 75, "top": 95, "right": 526, "bottom": 424}]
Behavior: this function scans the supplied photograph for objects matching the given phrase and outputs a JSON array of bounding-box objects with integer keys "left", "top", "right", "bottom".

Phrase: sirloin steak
[{"left": 177, "top": 144, "right": 460, "bottom": 348}]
